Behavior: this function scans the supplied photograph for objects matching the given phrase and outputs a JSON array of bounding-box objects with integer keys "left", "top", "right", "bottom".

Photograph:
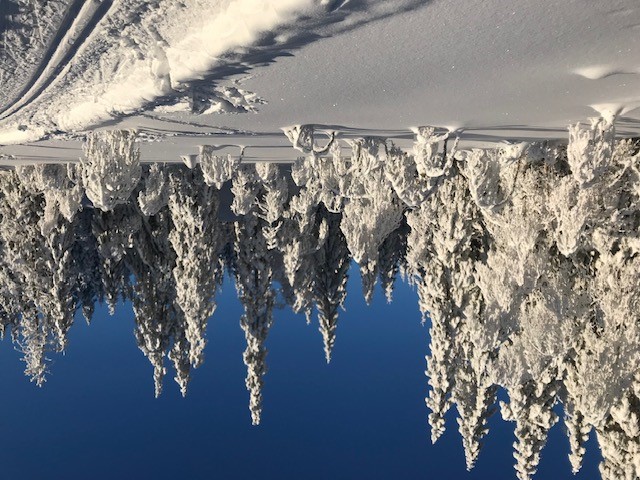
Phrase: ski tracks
[{"left": 0, "top": 0, "right": 114, "bottom": 121}]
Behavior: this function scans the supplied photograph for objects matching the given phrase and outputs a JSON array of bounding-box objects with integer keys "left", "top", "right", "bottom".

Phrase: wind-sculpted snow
[{"left": 0, "top": 120, "right": 638, "bottom": 479}]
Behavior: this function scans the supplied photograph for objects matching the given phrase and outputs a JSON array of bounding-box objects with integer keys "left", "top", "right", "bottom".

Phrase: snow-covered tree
[
  {"left": 283, "top": 125, "right": 335, "bottom": 155},
  {"left": 377, "top": 218, "right": 409, "bottom": 303},
  {"left": 199, "top": 146, "right": 239, "bottom": 189},
  {"left": 81, "top": 130, "right": 141, "bottom": 211},
  {"left": 168, "top": 167, "right": 225, "bottom": 368},
  {"left": 0, "top": 170, "right": 78, "bottom": 380},
  {"left": 597, "top": 385, "right": 640, "bottom": 480},
  {"left": 337, "top": 137, "right": 405, "bottom": 303},
  {"left": 567, "top": 118, "right": 615, "bottom": 188},
  {"left": 92, "top": 204, "right": 137, "bottom": 314},
  {"left": 312, "top": 207, "right": 350, "bottom": 363},
  {"left": 15, "top": 163, "right": 83, "bottom": 236},
  {"left": 138, "top": 163, "right": 169, "bottom": 216},
  {"left": 232, "top": 210, "right": 276, "bottom": 425},
  {"left": 405, "top": 145, "right": 488, "bottom": 445}
]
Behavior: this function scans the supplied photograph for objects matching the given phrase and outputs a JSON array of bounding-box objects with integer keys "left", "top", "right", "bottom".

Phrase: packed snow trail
[
  {"left": 0, "top": 0, "right": 114, "bottom": 120},
  {"left": 0, "top": 0, "right": 71, "bottom": 110}
]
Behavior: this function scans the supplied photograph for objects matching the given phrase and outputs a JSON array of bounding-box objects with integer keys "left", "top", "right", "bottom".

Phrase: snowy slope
[
  {"left": 148, "top": 0, "right": 640, "bottom": 137},
  {"left": 0, "top": 0, "right": 639, "bottom": 160},
  {"left": 0, "top": 0, "right": 422, "bottom": 145}
]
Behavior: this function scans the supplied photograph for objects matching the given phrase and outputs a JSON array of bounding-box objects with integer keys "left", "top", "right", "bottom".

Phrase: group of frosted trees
[
  {"left": 391, "top": 119, "right": 640, "bottom": 480},
  {"left": 0, "top": 122, "right": 638, "bottom": 478},
  {"left": 0, "top": 130, "right": 361, "bottom": 426}
]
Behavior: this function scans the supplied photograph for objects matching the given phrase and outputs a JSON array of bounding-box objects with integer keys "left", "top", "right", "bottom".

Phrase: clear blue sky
[{"left": 0, "top": 264, "right": 601, "bottom": 480}]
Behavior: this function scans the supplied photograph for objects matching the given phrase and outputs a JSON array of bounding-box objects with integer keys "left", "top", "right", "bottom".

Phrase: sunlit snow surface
[
  {"left": 0, "top": 126, "right": 639, "bottom": 479},
  {"left": 0, "top": 0, "right": 640, "bottom": 154}
]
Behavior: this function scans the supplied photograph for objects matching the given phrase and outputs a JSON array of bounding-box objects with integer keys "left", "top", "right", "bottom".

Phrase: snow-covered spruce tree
[
  {"left": 566, "top": 334, "right": 640, "bottom": 480},
  {"left": 548, "top": 174, "right": 593, "bottom": 256},
  {"left": 470, "top": 150, "right": 557, "bottom": 345},
  {"left": 124, "top": 188, "right": 178, "bottom": 397},
  {"left": 70, "top": 208, "right": 103, "bottom": 323},
  {"left": 548, "top": 128, "right": 640, "bottom": 476},
  {"left": 132, "top": 285, "right": 172, "bottom": 398},
  {"left": 405, "top": 149, "right": 489, "bottom": 446},
  {"left": 405, "top": 191, "right": 453, "bottom": 443},
  {"left": 493, "top": 258, "right": 586, "bottom": 480},
  {"left": 233, "top": 211, "right": 276, "bottom": 425},
  {"left": 229, "top": 165, "right": 277, "bottom": 425},
  {"left": 0, "top": 170, "right": 78, "bottom": 381},
  {"left": 562, "top": 236, "right": 640, "bottom": 477},
  {"left": 580, "top": 237, "right": 640, "bottom": 424},
  {"left": 278, "top": 187, "right": 328, "bottom": 321},
  {"left": 129, "top": 164, "right": 225, "bottom": 398},
  {"left": 312, "top": 206, "right": 350, "bottom": 363},
  {"left": 597, "top": 384, "right": 640, "bottom": 480},
  {"left": 564, "top": 405, "right": 591, "bottom": 474},
  {"left": 384, "top": 127, "right": 459, "bottom": 208},
  {"left": 81, "top": 130, "right": 142, "bottom": 212},
  {"left": 168, "top": 167, "right": 225, "bottom": 369},
  {"left": 460, "top": 140, "right": 535, "bottom": 224},
  {"left": 284, "top": 137, "right": 355, "bottom": 315},
  {"left": 495, "top": 344, "right": 560, "bottom": 480},
  {"left": 138, "top": 163, "right": 169, "bottom": 216},
  {"left": 287, "top": 126, "right": 355, "bottom": 217},
  {"left": 567, "top": 117, "right": 615, "bottom": 188},
  {"left": 17, "top": 305, "right": 50, "bottom": 386},
  {"left": 169, "top": 325, "right": 193, "bottom": 398},
  {"left": 37, "top": 215, "right": 78, "bottom": 352},
  {"left": 462, "top": 123, "right": 640, "bottom": 477},
  {"left": 283, "top": 125, "right": 335, "bottom": 156},
  {"left": 453, "top": 329, "right": 498, "bottom": 471},
  {"left": 338, "top": 137, "right": 404, "bottom": 304},
  {"left": 255, "top": 162, "right": 288, "bottom": 251},
  {"left": 550, "top": 122, "right": 638, "bottom": 257},
  {"left": 199, "top": 146, "right": 239, "bottom": 189},
  {"left": 0, "top": 172, "right": 49, "bottom": 382},
  {"left": 92, "top": 203, "right": 138, "bottom": 314},
  {"left": 15, "top": 163, "right": 83, "bottom": 236},
  {"left": 464, "top": 144, "right": 585, "bottom": 478},
  {"left": 14, "top": 164, "right": 90, "bottom": 349},
  {"left": 377, "top": 217, "right": 409, "bottom": 304},
  {"left": 230, "top": 164, "right": 260, "bottom": 216},
  {"left": 0, "top": 171, "right": 42, "bottom": 373},
  {"left": 0, "top": 258, "right": 21, "bottom": 339}
]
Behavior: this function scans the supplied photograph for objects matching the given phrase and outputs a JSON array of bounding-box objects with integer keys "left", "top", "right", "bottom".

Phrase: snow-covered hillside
[{"left": 0, "top": 0, "right": 639, "bottom": 158}]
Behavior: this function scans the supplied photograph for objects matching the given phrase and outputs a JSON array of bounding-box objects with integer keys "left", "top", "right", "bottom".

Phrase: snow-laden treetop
[{"left": 0, "top": 123, "right": 638, "bottom": 479}]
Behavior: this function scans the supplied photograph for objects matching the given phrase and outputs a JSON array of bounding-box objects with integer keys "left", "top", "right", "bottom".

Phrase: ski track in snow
[
  {"left": 0, "top": 0, "right": 114, "bottom": 121},
  {"left": 0, "top": 0, "right": 71, "bottom": 110}
]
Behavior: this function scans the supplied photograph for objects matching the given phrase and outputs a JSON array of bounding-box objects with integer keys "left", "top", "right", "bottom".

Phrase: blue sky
[{"left": 0, "top": 264, "right": 601, "bottom": 479}]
